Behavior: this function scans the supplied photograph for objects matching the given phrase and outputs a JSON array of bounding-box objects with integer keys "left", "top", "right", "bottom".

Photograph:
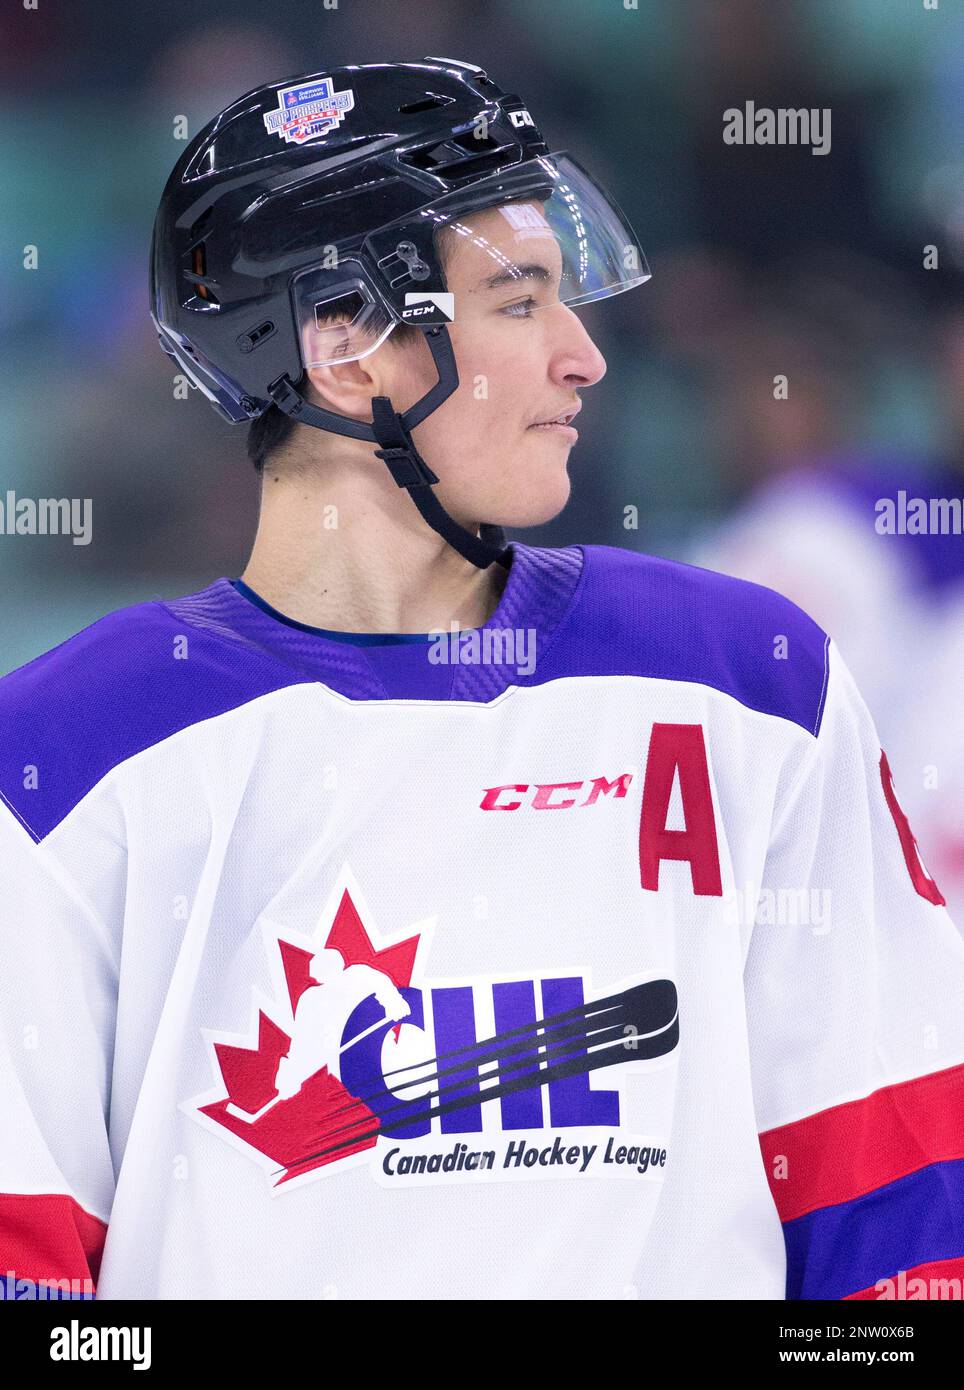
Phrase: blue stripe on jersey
[
  {"left": 542, "top": 545, "right": 830, "bottom": 738},
  {"left": 783, "top": 1157, "right": 964, "bottom": 1300}
]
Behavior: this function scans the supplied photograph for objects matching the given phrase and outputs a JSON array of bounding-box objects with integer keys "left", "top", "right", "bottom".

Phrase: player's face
[{"left": 381, "top": 202, "right": 608, "bottom": 530}]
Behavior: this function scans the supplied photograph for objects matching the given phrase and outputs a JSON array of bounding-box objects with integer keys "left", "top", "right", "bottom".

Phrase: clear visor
[
  {"left": 293, "top": 152, "right": 650, "bottom": 369},
  {"left": 430, "top": 151, "right": 650, "bottom": 310}
]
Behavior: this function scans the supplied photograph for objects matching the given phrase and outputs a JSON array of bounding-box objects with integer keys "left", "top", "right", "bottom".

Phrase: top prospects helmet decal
[
  {"left": 264, "top": 77, "right": 355, "bottom": 145},
  {"left": 185, "top": 867, "right": 679, "bottom": 1194}
]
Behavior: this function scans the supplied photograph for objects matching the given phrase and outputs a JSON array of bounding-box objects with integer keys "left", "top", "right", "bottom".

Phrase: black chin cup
[{"left": 267, "top": 326, "right": 510, "bottom": 571}]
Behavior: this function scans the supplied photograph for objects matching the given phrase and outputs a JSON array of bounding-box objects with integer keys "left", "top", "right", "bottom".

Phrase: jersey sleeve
[
  {"left": 0, "top": 803, "right": 117, "bottom": 1298},
  {"left": 745, "top": 640, "right": 964, "bottom": 1300}
]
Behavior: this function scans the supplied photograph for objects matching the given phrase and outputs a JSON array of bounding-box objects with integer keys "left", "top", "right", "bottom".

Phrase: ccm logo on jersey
[
  {"left": 481, "top": 775, "right": 633, "bottom": 811},
  {"left": 483, "top": 724, "right": 725, "bottom": 898},
  {"left": 481, "top": 730, "right": 947, "bottom": 908},
  {"left": 402, "top": 291, "right": 455, "bottom": 323}
]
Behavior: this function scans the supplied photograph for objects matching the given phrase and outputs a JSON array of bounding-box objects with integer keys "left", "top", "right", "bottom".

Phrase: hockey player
[
  {"left": 1, "top": 59, "right": 963, "bottom": 1302},
  {"left": 273, "top": 948, "right": 411, "bottom": 1095}
]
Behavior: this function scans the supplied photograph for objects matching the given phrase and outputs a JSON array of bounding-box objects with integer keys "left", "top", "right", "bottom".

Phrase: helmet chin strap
[{"left": 267, "top": 326, "right": 510, "bottom": 571}]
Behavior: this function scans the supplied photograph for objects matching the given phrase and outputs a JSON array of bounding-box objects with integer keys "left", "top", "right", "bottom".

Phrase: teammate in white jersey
[{"left": 1, "top": 58, "right": 963, "bottom": 1302}]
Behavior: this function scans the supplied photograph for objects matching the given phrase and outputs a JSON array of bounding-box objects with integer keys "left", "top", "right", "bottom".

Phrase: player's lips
[{"left": 527, "top": 403, "right": 581, "bottom": 442}]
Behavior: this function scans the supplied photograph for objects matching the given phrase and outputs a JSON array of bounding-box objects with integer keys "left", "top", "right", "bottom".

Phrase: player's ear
[
  {"left": 306, "top": 331, "right": 434, "bottom": 422},
  {"left": 305, "top": 356, "right": 381, "bottom": 423}
]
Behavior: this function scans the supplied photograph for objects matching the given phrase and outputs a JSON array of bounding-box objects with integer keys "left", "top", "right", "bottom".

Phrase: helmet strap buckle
[
  {"left": 267, "top": 327, "right": 510, "bottom": 571},
  {"left": 370, "top": 398, "right": 440, "bottom": 488}
]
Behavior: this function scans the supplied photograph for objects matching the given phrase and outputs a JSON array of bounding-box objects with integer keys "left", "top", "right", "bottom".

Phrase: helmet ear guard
[
  {"left": 154, "top": 320, "right": 258, "bottom": 424},
  {"left": 292, "top": 263, "right": 397, "bottom": 371}
]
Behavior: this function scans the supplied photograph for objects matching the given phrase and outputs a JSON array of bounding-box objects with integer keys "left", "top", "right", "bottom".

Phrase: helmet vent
[
  {"left": 398, "top": 93, "right": 456, "bottom": 115},
  {"left": 237, "top": 319, "right": 276, "bottom": 354},
  {"left": 185, "top": 242, "right": 221, "bottom": 306},
  {"left": 401, "top": 129, "right": 512, "bottom": 176},
  {"left": 451, "top": 129, "right": 509, "bottom": 156},
  {"left": 186, "top": 206, "right": 214, "bottom": 247}
]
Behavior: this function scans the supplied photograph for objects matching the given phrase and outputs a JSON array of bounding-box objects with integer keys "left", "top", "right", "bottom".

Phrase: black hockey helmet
[{"left": 150, "top": 57, "right": 650, "bottom": 568}]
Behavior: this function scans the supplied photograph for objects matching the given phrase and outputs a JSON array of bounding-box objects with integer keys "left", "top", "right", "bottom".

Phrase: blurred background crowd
[{"left": 3, "top": 0, "right": 964, "bottom": 914}]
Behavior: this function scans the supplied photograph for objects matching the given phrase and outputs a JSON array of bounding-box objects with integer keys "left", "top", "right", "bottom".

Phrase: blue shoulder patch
[
  {"left": 532, "top": 545, "right": 830, "bottom": 736},
  {"left": 0, "top": 593, "right": 313, "bottom": 842}
]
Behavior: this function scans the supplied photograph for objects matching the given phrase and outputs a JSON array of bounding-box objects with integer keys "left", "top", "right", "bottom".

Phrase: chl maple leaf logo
[
  {"left": 185, "top": 867, "right": 681, "bottom": 1195},
  {"left": 186, "top": 874, "right": 425, "bottom": 1189}
]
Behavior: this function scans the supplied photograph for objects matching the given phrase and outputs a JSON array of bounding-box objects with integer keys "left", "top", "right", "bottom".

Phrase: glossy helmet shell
[{"left": 149, "top": 58, "right": 553, "bottom": 422}]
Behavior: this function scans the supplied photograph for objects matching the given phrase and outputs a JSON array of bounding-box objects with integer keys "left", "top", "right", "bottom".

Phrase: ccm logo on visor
[{"left": 402, "top": 292, "right": 455, "bottom": 323}]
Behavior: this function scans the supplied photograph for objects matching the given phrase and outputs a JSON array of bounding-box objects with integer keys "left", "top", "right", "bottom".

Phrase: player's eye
[{"left": 501, "top": 296, "right": 538, "bottom": 318}]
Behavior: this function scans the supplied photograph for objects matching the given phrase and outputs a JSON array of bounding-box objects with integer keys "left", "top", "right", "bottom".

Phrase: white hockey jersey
[{"left": 1, "top": 541, "right": 963, "bottom": 1301}]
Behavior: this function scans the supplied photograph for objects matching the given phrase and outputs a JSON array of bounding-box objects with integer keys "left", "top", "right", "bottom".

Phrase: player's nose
[{"left": 549, "top": 303, "right": 607, "bottom": 389}]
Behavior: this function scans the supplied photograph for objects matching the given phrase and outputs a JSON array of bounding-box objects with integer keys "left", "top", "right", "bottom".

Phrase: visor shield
[
  {"left": 427, "top": 152, "right": 650, "bottom": 312},
  {"left": 291, "top": 152, "right": 649, "bottom": 369}
]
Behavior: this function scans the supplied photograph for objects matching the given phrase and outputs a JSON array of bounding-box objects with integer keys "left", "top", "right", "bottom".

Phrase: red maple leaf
[{"left": 199, "top": 888, "right": 421, "bottom": 1184}]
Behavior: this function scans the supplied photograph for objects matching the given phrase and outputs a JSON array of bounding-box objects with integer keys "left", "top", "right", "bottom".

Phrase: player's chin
[{"left": 498, "top": 471, "right": 572, "bottom": 528}]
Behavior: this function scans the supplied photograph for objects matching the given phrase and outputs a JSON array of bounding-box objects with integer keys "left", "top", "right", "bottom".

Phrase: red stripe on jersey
[
  {"left": 844, "top": 1254, "right": 964, "bottom": 1299},
  {"left": 0, "top": 1192, "right": 107, "bottom": 1290},
  {"left": 759, "top": 1062, "right": 964, "bottom": 1223}
]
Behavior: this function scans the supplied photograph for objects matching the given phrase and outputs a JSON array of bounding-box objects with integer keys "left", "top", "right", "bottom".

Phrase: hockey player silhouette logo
[
  {"left": 186, "top": 868, "right": 679, "bottom": 1193},
  {"left": 228, "top": 948, "right": 411, "bottom": 1122},
  {"left": 276, "top": 949, "right": 411, "bottom": 1091}
]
